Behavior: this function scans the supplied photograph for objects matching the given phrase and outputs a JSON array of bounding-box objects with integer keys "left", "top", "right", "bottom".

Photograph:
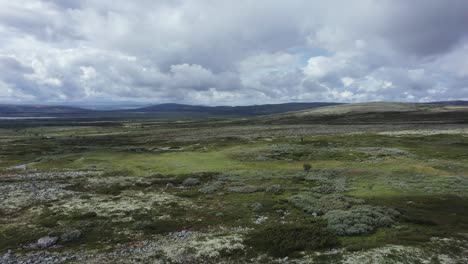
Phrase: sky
[{"left": 0, "top": 0, "right": 468, "bottom": 106}]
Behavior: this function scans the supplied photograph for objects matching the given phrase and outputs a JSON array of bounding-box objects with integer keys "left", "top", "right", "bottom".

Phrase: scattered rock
[
  {"left": 254, "top": 216, "right": 268, "bottom": 224},
  {"left": 170, "top": 230, "right": 192, "bottom": 240},
  {"left": 2, "top": 250, "right": 12, "bottom": 260},
  {"left": 13, "top": 164, "right": 27, "bottom": 170}
]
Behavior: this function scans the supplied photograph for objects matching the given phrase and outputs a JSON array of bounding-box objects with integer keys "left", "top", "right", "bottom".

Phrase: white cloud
[{"left": 0, "top": 0, "right": 467, "bottom": 104}]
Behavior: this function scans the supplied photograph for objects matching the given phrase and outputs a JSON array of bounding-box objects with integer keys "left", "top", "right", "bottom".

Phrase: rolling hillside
[{"left": 254, "top": 102, "right": 468, "bottom": 125}]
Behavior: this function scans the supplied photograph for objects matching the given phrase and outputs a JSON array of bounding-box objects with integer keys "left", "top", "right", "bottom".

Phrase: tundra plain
[{"left": 1, "top": 103, "right": 467, "bottom": 263}]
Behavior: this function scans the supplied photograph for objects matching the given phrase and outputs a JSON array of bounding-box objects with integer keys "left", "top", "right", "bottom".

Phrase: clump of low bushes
[
  {"left": 182, "top": 177, "right": 201, "bottom": 186},
  {"left": 132, "top": 219, "right": 185, "bottom": 234},
  {"left": 288, "top": 193, "right": 363, "bottom": 215},
  {"left": 324, "top": 205, "right": 399, "bottom": 235},
  {"left": 265, "top": 184, "right": 283, "bottom": 194},
  {"left": 199, "top": 181, "right": 224, "bottom": 194},
  {"left": 228, "top": 185, "right": 264, "bottom": 193}
]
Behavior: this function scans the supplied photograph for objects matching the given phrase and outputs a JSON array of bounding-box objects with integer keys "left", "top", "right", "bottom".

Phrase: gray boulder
[{"left": 37, "top": 236, "right": 58, "bottom": 248}]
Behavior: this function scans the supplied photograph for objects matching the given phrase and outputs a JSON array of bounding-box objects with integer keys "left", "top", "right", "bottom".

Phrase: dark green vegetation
[
  {"left": 0, "top": 102, "right": 467, "bottom": 263},
  {"left": 245, "top": 221, "right": 337, "bottom": 257}
]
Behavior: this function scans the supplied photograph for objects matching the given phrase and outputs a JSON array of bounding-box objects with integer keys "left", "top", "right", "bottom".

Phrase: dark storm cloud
[
  {"left": 0, "top": 0, "right": 467, "bottom": 104},
  {"left": 378, "top": 0, "right": 468, "bottom": 56},
  {"left": 0, "top": 56, "right": 37, "bottom": 96}
]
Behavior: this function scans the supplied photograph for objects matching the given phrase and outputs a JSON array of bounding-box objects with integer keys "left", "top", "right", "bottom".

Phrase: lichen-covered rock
[
  {"left": 169, "top": 230, "right": 192, "bottom": 240},
  {"left": 36, "top": 236, "right": 58, "bottom": 248}
]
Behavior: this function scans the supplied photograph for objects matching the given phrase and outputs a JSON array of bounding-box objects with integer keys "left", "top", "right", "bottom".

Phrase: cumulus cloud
[{"left": 0, "top": 0, "right": 467, "bottom": 105}]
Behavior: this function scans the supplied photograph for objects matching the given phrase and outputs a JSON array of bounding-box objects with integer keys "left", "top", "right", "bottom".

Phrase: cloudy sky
[{"left": 1, "top": 0, "right": 468, "bottom": 105}]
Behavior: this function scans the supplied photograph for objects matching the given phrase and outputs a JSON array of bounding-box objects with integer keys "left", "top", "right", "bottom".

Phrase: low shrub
[
  {"left": 288, "top": 193, "right": 363, "bottom": 215},
  {"left": 228, "top": 185, "right": 264, "bottom": 193},
  {"left": 251, "top": 202, "right": 263, "bottom": 212},
  {"left": 182, "top": 178, "right": 201, "bottom": 187},
  {"left": 245, "top": 221, "right": 337, "bottom": 257},
  {"left": 101, "top": 169, "right": 133, "bottom": 177},
  {"left": 199, "top": 181, "right": 224, "bottom": 194},
  {"left": 403, "top": 216, "right": 437, "bottom": 226},
  {"left": 94, "top": 184, "right": 126, "bottom": 195},
  {"left": 132, "top": 220, "right": 185, "bottom": 234},
  {"left": 70, "top": 211, "right": 98, "bottom": 220},
  {"left": 324, "top": 205, "right": 399, "bottom": 235},
  {"left": 174, "top": 189, "right": 200, "bottom": 198},
  {"left": 36, "top": 207, "right": 62, "bottom": 228},
  {"left": 66, "top": 182, "right": 126, "bottom": 195},
  {"left": 60, "top": 229, "right": 82, "bottom": 243},
  {"left": 265, "top": 184, "right": 283, "bottom": 194}
]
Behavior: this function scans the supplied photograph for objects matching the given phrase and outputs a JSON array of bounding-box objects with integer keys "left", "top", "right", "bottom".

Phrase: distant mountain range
[
  {"left": 0, "top": 101, "right": 467, "bottom": 118},
  {"left": 0, "top": 102, "right": 341, "bottom": 117},
  {"left": 125, "top": 102, "right": 342, "bottom": 116},
  {"left": 0, "top": 104, "right": 89, "bottom": 114}
]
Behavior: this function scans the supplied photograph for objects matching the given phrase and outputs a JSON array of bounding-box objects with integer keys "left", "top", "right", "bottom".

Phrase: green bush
[
  {"left": 324, "top": 205, "right": 399, "bottom": 235},
  {"left": 60, "top": 229, "right": 82, "bottom": 243},
  {"left": 199, "top": 181, "right": 224, "bottom": 194},
  {"left": 94, "top": 184, "right": 126, "bottom": 195},
  {"left": 182, "top": 177, "right": 201, "bottom": 186},
  {"left": 36, "top": 207, "right": 62, "bottom": 228},
  {"left": 228, "top": 185, "right": 264, "bottom": 193},
  {"left": 132, "top": 220, "right": 184, "bottom": 234},
  {"left": 70, "top": 211, "right": 98, "bottom": 220},
  {"left": 402, "top": 216, "right": 437, "bottom": 226},
  {"left": 265, "top": 184, "right": 283, "bottom": 194},
  {"left": 66, "top": 182, "right": 126, "bottom": 195},
  {"left": 101, "top": 169, "right": 133, "bottom": 177},
  {"left": 245, "top": 221, "right": 337, "bottom": 258},
  {"left": 288, "top": 193, "right": 363, "bottom": 215}
]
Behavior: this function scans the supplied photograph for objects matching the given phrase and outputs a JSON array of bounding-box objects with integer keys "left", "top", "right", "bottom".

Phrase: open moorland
[{"left": 1, "top": 102, "right": 467, "bottom": 263}]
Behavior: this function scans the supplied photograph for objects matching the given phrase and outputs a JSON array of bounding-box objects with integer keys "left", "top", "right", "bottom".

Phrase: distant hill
[
  {"left": 128, "top": 102, "right": 342, "bottom": 116},
  {"left": 0, "top": 104, "right": 91, "bottom": 114},
  {"left": 254, "top": 102, "right": 468, "bottom": 125},
  {"left": 2, "top": 101, "right": 467, "bottom": 122},
  {"left": 425, "top": 100, "right": 468, "bottom": 106},
  {"left": 0, "top": 102, "right": 342, "bottom": 119}
]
